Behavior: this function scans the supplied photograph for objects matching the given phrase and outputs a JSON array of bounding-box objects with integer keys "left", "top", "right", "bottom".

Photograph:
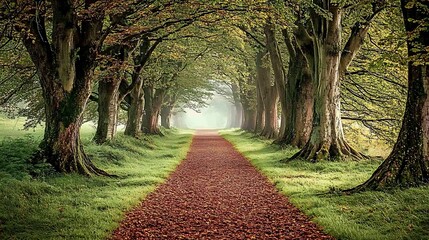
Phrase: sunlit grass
[
  {"left": 221, "top": 130, "right": 429, "bottom": 240},
  {"left": 0, "top": 116, "right": 193, "bottom": 239}
]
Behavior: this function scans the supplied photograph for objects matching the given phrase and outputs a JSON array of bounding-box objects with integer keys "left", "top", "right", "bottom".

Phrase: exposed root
[
  {"left": 142, "top": 127, "right": 164, "bottom": 136},
  {"left": 344, "top": 153, "right": 429, "bottom": 194},
  {"left": 260, "top": 129, "right": 277, "bottom": 139},
  {"left": 289, "top": 139, "right": 365, "bottom": 162},
  {"left": 41, "top": 145, "right": 116, "bottom": 177}
]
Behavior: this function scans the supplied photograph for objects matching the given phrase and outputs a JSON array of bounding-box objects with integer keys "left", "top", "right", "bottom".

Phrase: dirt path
[{"left": 112, "top": 131, "right": 333, "bottom": 239}]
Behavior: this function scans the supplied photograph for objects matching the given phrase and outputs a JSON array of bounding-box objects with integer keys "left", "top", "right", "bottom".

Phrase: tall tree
[
  {"left": 291, "top": 0, "right": 382, "bottom": 161},
  {"left": 279, "top": 27, "right": 314, "bottom": 147},
  {"left": 19, "top": 0, "right": 110, "bottom": 175},
  {"left": 93, "top": 45, "right": 127, "bottom": 144},
  {"left": 348, "top": 0, "right": 429, "bottom": 191},
  {"left": 256, "top": 50, "right": 279, "bottom": 138},
  {"left": 264, "top": 21, "right": 286, "bottom": 139},
  {"left": 239, "top": 75, "right": 257, "bottom": 131}
]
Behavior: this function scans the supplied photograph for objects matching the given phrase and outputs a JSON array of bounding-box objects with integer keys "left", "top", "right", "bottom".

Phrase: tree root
[
  {"left": 344, "top": 152, "right": 429, "bottom": 194},
  {"left": 260, "top": 129, "right": 277, "bottom": 139},
  {"left": 288, "top": 139, "right": 366, "bottom": 162}
]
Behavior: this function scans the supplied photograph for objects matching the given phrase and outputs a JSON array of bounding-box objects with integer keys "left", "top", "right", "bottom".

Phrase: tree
[
  {"left": 255, "top": 49, "right": 279, "bottom": 138},
  {"left": 279, "top": 27, "right": 314, "bottom": 147},
  {"left": 264, "top": 21, "right": 285, "bottom": 139},
  {"left": 17, "top": 0, "right": 111, "bottom": 175},
  {"left": 347, "top": 0, "right": 429, "bottom": 191},
  {"left": 93, "top": 45, "right": 127, "bottom": 144},
  {"left": 290, "top": 0, "right": 383, "bottom": 161}
]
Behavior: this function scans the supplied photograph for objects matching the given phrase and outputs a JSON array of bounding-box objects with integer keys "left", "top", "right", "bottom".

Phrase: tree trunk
[
  {"left": 94, "top": 79, "right": 120, "bottom": 144},
  {"left": 254, "top": 76, "right": 265, "bottom": 133},
  {"left": 238, "top": 74, "right": 257, "bottom": 132},
  {"left": 242, "top": 108, "right": 257, "bottom": 131},
  {"left": 347, "top": 0, "right": 429, "bottom": 191},
  {"left": 260, "top": 93, "right": 278, "bottom": 139},
  {"left": 277, "top": 29, "right": 314, "bottom": 147},
  {"left": 292, "top": 67, "right": 314, "bottom": 147},
  {"left": 233, "top": 103, "right": 243, "bottom": 128},
  {"left": 256, "top": 50, "right": 278, "bottom": 139},
  {"left": 22, "top": 0, "right": 109, "bottom": 175},
  {"left": 231, "top": 82, "right": 243, "bottom": 128},
  {"left": 160, "top": 106, "right": 172, "bottom": 129},
  {"left": 142, "top": 86, "right": 164, "bottom": 135},
  {"left": 291, "top": 3, "right": 362, "bottom": 161},
  {"left": 124, "top": 80, "right": 144, "bottom": 137},
  {"left": 264, "top": 23, "right": 286, "bottom": 140}
]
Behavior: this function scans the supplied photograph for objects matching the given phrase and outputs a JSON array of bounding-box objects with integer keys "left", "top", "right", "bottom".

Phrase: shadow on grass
[{"left": 0, "top": 135, "right": 57, "bottom": 180}]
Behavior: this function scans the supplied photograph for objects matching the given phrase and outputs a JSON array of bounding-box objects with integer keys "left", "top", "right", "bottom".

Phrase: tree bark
[
  {"left": 255, "top": 50, "right": 278, "bottom": 139},
  {"left": 292, "top": 66, "right": 314, "bottom": 147},
  {"left": 264, "top": 22, "right": 286, "bottom": 140},
  {"left": 22, "top": 0, "right": 109, "bottom": 175},
  {"left": 238, "top": 75, "right": 257, "bottom": 131},
  {"left": 142, "top": 86, "right": 164, "bottom": 135},
  {"left": 124, "top": 80, "right": 144, "bottom": 137},
  {"left": 291, "top": 3, "right": 362, "bottom": 161},
  {"left": 94, "top": 78, "right": 120, "bottom": 144},
  {"left": 122, "top": 38, "right": 161, "bottom": 137},
  {"left": 242, "top": 108, "right": 257, "bottom": 131},
  {"left": 254, "top": 75, "right": 265, "bottom": 133},
  {"left": 160, "top": 106, "right": 173, "bottom": 129},
  {"left": 339, "top": 1, "right": 386, "bottom": 76},
  {"left": 347, "top": 0, "right": 429, "bottom": 191},
  {"left": 276, "top": 29, "right": 314, "bottom": 147},
  {"left": 231, "top": 82, "right": 243, "bottom": 128}
]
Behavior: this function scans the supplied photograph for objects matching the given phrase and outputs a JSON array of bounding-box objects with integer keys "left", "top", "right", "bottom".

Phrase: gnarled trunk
[
  {"left": 347, "top": 0, "right": 429, "bottom": 191},
  {"left": 291, "top": 3, "right": 362, "bottom": 161},
  {"left": 22, "top": 0, "right": 108, "bottom": 175},
  {"left": 40, "top": 88, "right": 107, "bottom": 175}
]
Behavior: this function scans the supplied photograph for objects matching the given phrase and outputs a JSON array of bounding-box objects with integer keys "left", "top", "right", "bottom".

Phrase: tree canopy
[{"left": 0, "top": 0, "right": 428, "bottom": 191}]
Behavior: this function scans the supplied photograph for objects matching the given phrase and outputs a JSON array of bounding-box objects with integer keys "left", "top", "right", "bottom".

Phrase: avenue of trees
[{"left": 0, "top": 0, "right": 428, "bottom": 191}]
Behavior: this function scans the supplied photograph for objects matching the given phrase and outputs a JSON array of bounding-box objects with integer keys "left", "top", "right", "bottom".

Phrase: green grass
[
  {"left": 221, "top": 130, "right": 429, "bottom": 240},
  {"left": 0, "top": 116, "right": 194, "bottom": 239}
]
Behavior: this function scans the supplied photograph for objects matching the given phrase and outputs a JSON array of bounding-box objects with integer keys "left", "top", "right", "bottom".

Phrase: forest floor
[{"left": 112, "top": 131, "right": 333, "bottom": 239}]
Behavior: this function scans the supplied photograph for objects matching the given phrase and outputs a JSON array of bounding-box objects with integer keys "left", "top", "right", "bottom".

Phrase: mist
[{"left": 177, "top": 94, "right": 233, "bottom": 130}]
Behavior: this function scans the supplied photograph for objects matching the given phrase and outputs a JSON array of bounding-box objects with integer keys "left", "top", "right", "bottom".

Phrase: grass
[
  {"left": 221, "top": 130, "right": 429, "bottom": 240},
  {"left": 0, "top": 116, "right": 194, "bottom": 239}
]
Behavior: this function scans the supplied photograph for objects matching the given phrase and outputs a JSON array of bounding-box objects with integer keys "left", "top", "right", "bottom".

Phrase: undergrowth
[{"left": 221, "top": 130, "right": 429, "bottom": 240}]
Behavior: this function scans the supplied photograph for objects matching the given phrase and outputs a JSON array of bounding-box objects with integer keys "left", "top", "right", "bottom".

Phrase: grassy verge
[
  {"left": 221, "top": 130, "right": 429, "bottom": 240},
  {"left": 0, "top": 118, "right": 194, "bottom": 239}
]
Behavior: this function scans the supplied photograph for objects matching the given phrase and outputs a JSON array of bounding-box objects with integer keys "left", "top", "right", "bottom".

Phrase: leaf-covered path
[{"left": 111, "top": 131, "right": 333, "bottom": 239}]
